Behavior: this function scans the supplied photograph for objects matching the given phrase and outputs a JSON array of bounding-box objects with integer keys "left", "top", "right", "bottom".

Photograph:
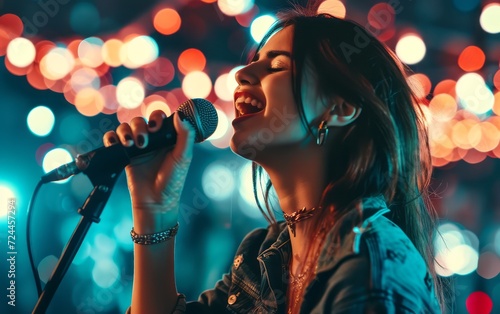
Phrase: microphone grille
[{"left": 177, "top": 98, "right": 218, "bottom": 143}]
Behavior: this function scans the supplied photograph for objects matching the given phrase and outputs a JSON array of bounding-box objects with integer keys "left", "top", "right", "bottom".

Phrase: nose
[{"left": 235, "top": 63, "right": 259, "bottom": 86}]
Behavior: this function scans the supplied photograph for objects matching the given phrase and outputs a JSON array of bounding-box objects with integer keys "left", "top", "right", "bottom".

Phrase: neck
[{"left": 256, "top": 143, "right": 328, "bottom": 266}]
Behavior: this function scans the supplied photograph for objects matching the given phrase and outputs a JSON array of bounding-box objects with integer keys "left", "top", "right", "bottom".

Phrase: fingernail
[
  {"left": 148, "top": 120, "right": 157, "bottom": 128},
  {"left": 124, "top": 134, "right": 133, "bottom": 146},
  {"left": 137, "top": 135, "right": 145, "bottom": 147}
]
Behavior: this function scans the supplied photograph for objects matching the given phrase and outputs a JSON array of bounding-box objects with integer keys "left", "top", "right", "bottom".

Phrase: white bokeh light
[
  {"left": 116, "top": 77, "right": 145, "bottom": 109},
  {"left": 434, "top": 223, "right": 480, "bottom": 276},
  {"left": 40, "top": 47, "right": 75, "bottom": 80},
  {"left": 395, "top": 34, "right": 426, "bottom": 65},
  {"left": 121, "top": 35, "right": 159, "bottom": 68},
  {"left": 182, "top": 71, "right": 212, "bottom": 99},
  {"left": 214, "top": 73, "right": 234, "bottom": 101},
  {"left": 27, "top": 106, "right": 55, "bottom": 137},
  {"left": 218, "top": 0, "right": 254, "bottom": 16},
  {"left": 7, "top": 37, "right": 36, "bottom": 68},
  {"left": 456, "top": 73, "right": 494, "bottom": 114},
  {"left": 202, "top": 163, "right": 235, "bottom": 201},
  {"left": 78, "top": 37, "right": 104, "bottom": 68},
  {"left": 42, "top": 148, "right": 73, "bottom": 184},
  {"left": 480, "top": 4, "right": 500, "bottom": 34},
  {"left": 0, "top": 185, "right": 15, "bottom": 217},
  {"left": 250, "top": 15, "right": 277, "bottom": 43}
]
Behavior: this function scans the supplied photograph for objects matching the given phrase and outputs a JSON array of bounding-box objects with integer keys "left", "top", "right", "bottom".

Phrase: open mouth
[{"left": 235, "top": 92, "right": 265, "bottom": 117}]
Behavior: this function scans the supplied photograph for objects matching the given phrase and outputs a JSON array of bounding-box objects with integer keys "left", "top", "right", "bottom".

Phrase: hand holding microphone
[{"left": 43, "top": 98, "right": 217, "bottom": 233}]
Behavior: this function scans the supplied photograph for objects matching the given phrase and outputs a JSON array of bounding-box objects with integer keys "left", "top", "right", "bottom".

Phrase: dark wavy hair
[{"left": 249, "top": 7, "right": 450, "bottom": 312}]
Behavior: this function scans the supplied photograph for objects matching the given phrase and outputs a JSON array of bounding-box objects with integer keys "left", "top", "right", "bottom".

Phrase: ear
[{"left": 327, "top": 101, "right": 361, "bottom": 127}]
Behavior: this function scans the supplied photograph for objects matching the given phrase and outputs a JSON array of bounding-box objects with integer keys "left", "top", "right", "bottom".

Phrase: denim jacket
[{"left": 134, "top": 196, "right": 441, "bottom": 313}]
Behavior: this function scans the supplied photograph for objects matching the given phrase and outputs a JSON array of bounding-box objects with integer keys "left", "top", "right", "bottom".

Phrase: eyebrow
[{"left": 252, "top": 50, "right": 292, "bottom": 62}]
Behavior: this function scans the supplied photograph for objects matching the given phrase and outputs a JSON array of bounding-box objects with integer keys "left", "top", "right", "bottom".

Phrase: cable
[{"left": 26, "top": 180, "right": 43, "bottom": 297}]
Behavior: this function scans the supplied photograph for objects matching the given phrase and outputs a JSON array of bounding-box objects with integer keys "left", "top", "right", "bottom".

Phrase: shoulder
[{"left": 312, "top": 214, "right": 440, "bottom": 313}]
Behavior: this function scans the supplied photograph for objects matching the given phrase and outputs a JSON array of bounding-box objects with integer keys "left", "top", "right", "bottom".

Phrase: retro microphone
[{"left": 41, "top": 98, "right": 218, "bottom": 183}]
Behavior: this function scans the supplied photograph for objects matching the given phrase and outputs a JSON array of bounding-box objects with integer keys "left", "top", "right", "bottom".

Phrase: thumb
[{"left": 168, "top": 112, "right": 196, "bottom": 166}]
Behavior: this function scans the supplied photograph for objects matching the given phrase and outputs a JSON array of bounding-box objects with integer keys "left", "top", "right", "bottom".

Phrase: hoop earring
[{"left": 316, "top": 120, "right": 329, "bottom": 146}]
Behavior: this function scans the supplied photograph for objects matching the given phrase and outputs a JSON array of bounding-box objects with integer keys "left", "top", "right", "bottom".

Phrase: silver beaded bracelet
[{"left": 130, "top": 222, "right": 179, "bottom": 245}]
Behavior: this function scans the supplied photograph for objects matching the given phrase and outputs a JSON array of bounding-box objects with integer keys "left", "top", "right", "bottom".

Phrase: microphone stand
[{"left": 33, "top": 146, "right": 130, "bottom": 313}]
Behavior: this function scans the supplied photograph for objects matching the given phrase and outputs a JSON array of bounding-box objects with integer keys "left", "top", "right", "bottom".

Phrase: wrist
[{"left": 132, "top": 208, "right": 179, "bottom": 234}]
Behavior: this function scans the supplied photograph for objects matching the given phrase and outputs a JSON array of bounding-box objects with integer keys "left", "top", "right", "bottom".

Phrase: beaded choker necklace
[{"left": 283, "top": 206, "right": 321, "bottom": 237}]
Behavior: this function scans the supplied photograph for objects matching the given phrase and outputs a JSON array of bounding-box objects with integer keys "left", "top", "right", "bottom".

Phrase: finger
[
  {"left": 171, "top": 112, "right": 196, "bottom": 163},
  {"left": 130, "top": 117, "right": 148, "bottom": 149},
  {"left": 103, "top": 131, "right": 119, "bottom": 147},
  {"left": 116, "top": 123, "right": 134, "bottom": 147},
  {"left": 147, "top": 110, "right": 167, "bottom": 133}
]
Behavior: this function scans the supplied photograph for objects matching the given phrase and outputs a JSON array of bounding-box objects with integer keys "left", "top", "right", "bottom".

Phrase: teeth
[{"left": 235, "top": 94, "right": 265, "bottom": 115}]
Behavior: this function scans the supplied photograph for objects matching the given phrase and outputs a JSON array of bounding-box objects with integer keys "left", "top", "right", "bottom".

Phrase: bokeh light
[
  {"left": 0, "top": 185, "right": 15, "bottom": 217},
  {"left": 480, "top": 3, "right": 500, "bottom": 34},
  {"left": 429, "top": 94, "right": 457, "bottom": 122},
  {"left": 434, "top": 223, "right": 480, "bottom": 276},
  {"left": 27, "top": 105, "right": 55, "bottom": 137},
  {"left": 395, "top": 34, "right": 426, "bottom": 65},
  {"left": 202, "top": 163, "right": 235, "bottom": 201},
  {"left": 477, "top": 251, "right": 500, "bottom": 279},
  {"left": 6, "top": 37, "right": 36, "bottom": 68},
  {"left": 78, "top": 37, "right": 104, "bottom": 68},
  {"left": 92, "top": 259, "right": 120, "bottom": 288},
  {"left": 70, "top": 68, "right": 100, "bottom": 92},
  {"left": 178, "top": 48, "right": 206, "bottom": 75},
  {"left": 102, "top": 39, "right": 123, "bottom": 67},
  {"left": 214, "top": 73, "right": 234, "bottom": 101},
  {"left": 407, "top": 73, "right": 432, "bottom": 99},
  {"left": 182, "top": 71, "right": 212, "bottom": 99},
  {"left": 250, "top": 15, "right": 277, "bottom": 43},
  {"left": 367, "top": 3, "right": 395, "bottom": 30},
  {"left": 466, "top": 291, "right": 493, "bottom": 314},
  {"left": 74, "top": 88, "right": 105, "bottom": 116},
  {"left": 143, "top": 57, "right": 175, "bottom": 87},
  {"left": 70, "top": 2, "right": 100, "bottom": 34},
  {"left": 456, "top": 73, "right": 494, "bottom": 115},
  {"left": 317, "top": 0, "right": 347, "bottom": 19},
  {"left": 122, "top": 35, "right": 159, "bottom": 68},
  {"left": 154, "top": 8, "right": 182, "bottom": 35},
  {"left": 42, "top": 148, "right": 73, "bottom": 184},
  {"left": 458, "top": 46, "right": 485, "bottom": 72},
  {"left": 116, "top": 77, "right": 145, "bottom": 109},
  {"left": 210, "top": 108, "right": 230, "bottom": 141},
  {"left": 38, "top": 255, "right": 58, "bottom": 283},
  {"left": 218, "top": 0, "right": 254, "bottom": 16},
  {"left": 40, "top": 47, "right": 75, "bottom": 80}
]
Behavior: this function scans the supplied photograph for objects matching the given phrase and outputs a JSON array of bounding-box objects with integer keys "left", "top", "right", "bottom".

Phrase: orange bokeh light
[
  {"left": 200, "top": 0, "right": 217, "bottom": 3},
  {"left": 468, "top": 122, "right": 500, "bottom": 152},
  {"left": 433, "top": 79, "right": 456, "bottom": 99},
  {"left": 429, "top": 93, "right": 457, "bottom": 122},
  {"left": 493, "top": 69, "right": 500, "bottom": 91},
  {"left": 493, "top": 92, "right": 500, "bottom": 116},
  {"left": 317, "top": 0, "right": 347, "bottom": 19},
  {"left": 368, "top": 3, "right": 396, "bottom": 30},
  {"left": 178, "top": 48, "right": 206, "bottom": 75},
  {"left": 407, "top": 73, "right": 432, "bottom": 99},
  {"left": 27, "top": 66, "right": 48, "bottom": 90},
  {"left": 102, "top": 39, "right": 123, "bottom": 67},
  {"left": 458, "top": 46, "right": 486, "bottom": 72},
  {"left": 74, "top": 88, "right": 105, "bottom": 116},
  {"left": 451, "top": 119, "right": 477, "bottom": 149},
  {"left": 154, "top": 8, "right": 182, "bottom": 36}
]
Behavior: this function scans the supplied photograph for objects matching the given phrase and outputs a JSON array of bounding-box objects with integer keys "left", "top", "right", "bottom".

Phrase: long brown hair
[{"left": 250, "top": 6, "right": 449, "bottom": 313}]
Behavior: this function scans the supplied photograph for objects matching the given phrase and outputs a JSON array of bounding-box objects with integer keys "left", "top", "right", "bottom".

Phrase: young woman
[{"left": 104, "top": 7, "right": 446, "bottom": 314}]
